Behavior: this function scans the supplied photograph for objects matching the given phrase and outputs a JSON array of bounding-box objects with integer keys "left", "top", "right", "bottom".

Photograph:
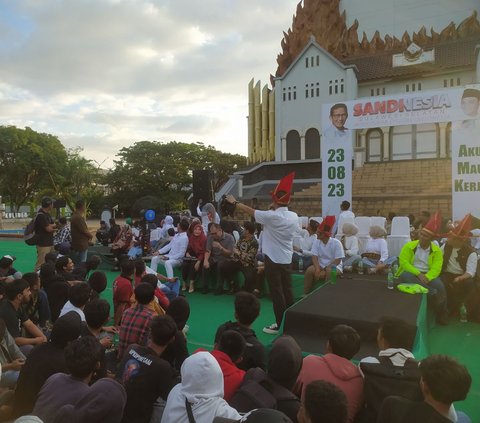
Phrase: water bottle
[
  {"left": 330, "top": 266, "right": 337, "bottom": 284},
  {"left": 358, "top": 260, "right": 364, "bottom": 275},
  {"left": 298, "top": 257, "right": 304, "bottom": 273},
  {"left": 460, "top": 303, "right": 468, "bottom": 323},
  {"left": 387, "top": 269, "right": 394, "bottom": 290}
]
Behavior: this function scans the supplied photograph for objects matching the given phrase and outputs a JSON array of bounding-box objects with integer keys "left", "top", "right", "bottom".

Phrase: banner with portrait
[{"left": 321, "top": 84, "right": 480, "bottom": 219}]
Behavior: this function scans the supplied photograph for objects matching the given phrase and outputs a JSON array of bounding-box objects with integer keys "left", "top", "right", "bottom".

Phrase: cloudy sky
[
  {"left": 0, "top": 0, "right": 296, "bottom": 167},
  {"left": 1, "top": 0, "right": 477, "bottom": 168}
]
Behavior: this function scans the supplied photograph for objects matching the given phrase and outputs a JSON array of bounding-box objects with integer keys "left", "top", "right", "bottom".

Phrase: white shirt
[
  {"left": 311, "top": 237, "right": 345, "bottom": 270},
  {"left": 441, "top": 245, "right": 477, "bottom": 277},
  {"left": 197, "top": 206, "right": 221, "bottom": 235},
  {"left": 159, "top": 232, "right": 189, "bottom": 261},
  {"left": 360, "top": 348, "right": 415, "bottom": 367},
  {"left": 255, "top": 207, "right": 299, "bottom": 264},
  {"left": 342, "top": 235, "right": 359, "bottom": 256},
  {"left": 150, "top": 227, "right": 162, "bottom": 242},
  {"left": 413, "top": 245, "right": 431, "bottom": 273},
  {"left": 59, "top": 301, "right": 86, "bottom": 322},
  {"left": 323, "top": 125, "right": 350, "bottom": 139},
  {"left": 364, "top": 238, "right": 389, "bottom": 262},
  {"left": 300, "top": 233, "right": 317, "bottom": 257},
  {"left": 471, "top": 229, "right": 480, "bottom": 250}
]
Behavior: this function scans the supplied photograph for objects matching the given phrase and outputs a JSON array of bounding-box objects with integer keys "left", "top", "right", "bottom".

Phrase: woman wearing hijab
[
  {"left": 182, "top": 223, "right": 207, "bottom": 293},
  {"left": 161, "top": 351, "right": 241, "bottom": 423},
  {"left": 162, "top": 297, "right": 190, "bottom": 371}
]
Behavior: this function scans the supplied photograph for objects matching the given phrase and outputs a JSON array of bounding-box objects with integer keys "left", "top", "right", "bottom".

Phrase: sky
[
  {"left": 0, "top": 0, "right": 477, "bottom": 169},
  {"left": 0, "top": 0, "right": 295, "bottom": 168}
]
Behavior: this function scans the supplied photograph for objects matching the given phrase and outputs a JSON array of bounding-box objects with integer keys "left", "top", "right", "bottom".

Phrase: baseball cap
[
  {"left": 0, "top": 255, "right": 16, "bottom": 268},
  {"left": 213, "top": 409, "right": 293, "bottom": 423}
]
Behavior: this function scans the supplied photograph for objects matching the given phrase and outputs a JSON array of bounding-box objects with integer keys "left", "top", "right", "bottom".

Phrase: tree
[
  {"left": 105, "top": 141, "right": 246, "bottom": 213},
  {"left": 0, "top": 126, "right": 67, "bottom": 211}
]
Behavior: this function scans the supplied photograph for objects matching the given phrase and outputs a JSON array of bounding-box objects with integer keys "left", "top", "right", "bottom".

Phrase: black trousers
[
  {"left": 264, "top": 255, "right": 294, "bottom": 327},
  {"left": 182, "top": 260, "right": 203, "bottom": 283},
  {"left": 441, "top": 272, "right": 475, "bottom": 315},
  {"left": 218, "top": 260, "right": 257, "bottom": 292}
]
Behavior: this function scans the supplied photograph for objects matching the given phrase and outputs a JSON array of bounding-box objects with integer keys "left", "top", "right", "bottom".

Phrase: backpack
[
  {"left": 357, "top": 356, "right": 422, "bottom": 423},
  {"left": 24, "top": 212, "right": 39, "bottom": 245}
]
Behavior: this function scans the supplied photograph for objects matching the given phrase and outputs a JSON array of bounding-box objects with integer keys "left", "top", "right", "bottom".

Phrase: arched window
[
  {"left": 305, "top": 128, "right": 320, "bottom": 159},
  {"left": 286, "top": 130, "right": 301, "bottom": 160},
  {"left": 366, "top": 128, "right": 383, "bottom": 162}
]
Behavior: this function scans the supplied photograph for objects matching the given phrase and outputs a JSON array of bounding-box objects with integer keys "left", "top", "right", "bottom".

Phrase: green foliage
[{"left": 105, "top": 141, "right": 246, "bottom": 213}]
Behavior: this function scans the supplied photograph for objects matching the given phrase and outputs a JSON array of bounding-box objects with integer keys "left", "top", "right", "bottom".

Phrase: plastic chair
[
  {"left": 370, "top": 216, "right": 386, "bottom": 229},
  {"left": 390, "top": 216, "right": 411, "bottom": 236},
  {"left": 337, "top": 215, "right": 355, "bottom": 235}
]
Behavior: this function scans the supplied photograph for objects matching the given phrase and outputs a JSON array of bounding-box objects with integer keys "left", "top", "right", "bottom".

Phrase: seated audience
[
  {"left": 96, "top": 220, "right": 110, "bottom": 245},
  {"left": 32, "top": 336, "right": 103, "bottom": 422},
  {"left": 294, "top": 325, "right": 362, "bottom": 423},
  {"left": 219, "top": 221, "right": 258, "bottom": 293},
  {"left": 377, "top": 355, "right": 472, "bottom": 423},
  {"left": 303, "top": 216, "right": 344, "bottom": 295},
  {"left": 161, "top": 351, "right": 241, "bottom": 423},
  {"left": 59, "top": 282, "right": 92, "bottom": 321},
  {"left": 440, "top": 216, "right": 477, "bottom": 320},
  {"left": 163, "top": 296, "right": 190, "bottom": 371},
  {"left": 230, "top": 335, "right": 302, "bottom": 422},
  {"left": 0, "top": 255, "right": 19, "bottom": 282},
  {"left": 138, "top": 273, "right": 168, "bottom": 313},
  {"left": 211, "top": 330, "right": 246, "bottom": 402},
  {"left": 23, "top": 272, "right": 51, "bottom": 330},
  {"left": 72, "top": 254, "right": 101, "bottom": 281},
  {"left": 53, "top": 217, "right": 71, "bottom": 253},
  {"left": 54, "top": 255, "right": 78, "bottom": 282},
  {"left": 113, "top": 260, "right": 135, "bottom": 326},
  {"left": 396, "top": 212, "right": 447, "bottom": 324},
  {"left": 43, "top": 273, "right": 71, "bottom": 323},
  {"left": 111, "top": 225, "right": 133, "bottom": 269},
  {"left": 360, "top": 225, "right": 396, "bottom": 273},
  {"left": 82, "top": 299, "right": 113, "bottom": 348},
  {"left": 108, "top": 218, "right": 121, "bottom": 243},
  {"left": 292, "top": 219, "right": 319, "bottom": 270},
  {"left": 133, "top": 259, "right": 146, "bottom": 287},
  {"left": 298, "top": 380, "right": 348, "bottom": 423},
  {"left": 52, "top": 378, "right": 126, "bottom": 423},
  {"left": 118, "top": 315, "right": 178, "bottom": 423},
  {"left": 339, "top": 223, "right": 360, "bottom": 272},
  {"left": 213, "top": 409, "right": 293, "bottom": 423},
  {"left": 0, "top": 318, "right": 25, "bottom": 389},
  {"left": 12, "top": 311, "right": 82, "bottom": 418},
  {"left": 182, "top": 222, "right": 207, "bottom": 293},
  {"left": 87, "top": 271, "right": 108, "bottom": 300},
  {"left": 202, "top": 223, "right": 235, "bottom": 295},
  {"left": 0, "top": 279, "right": 47, "bottom": 356},
  {"left": 150, "top": 219, "right": 189, "bottom": 278},
  {"left": 117, "top": 283, "right": 156, "bottom": 360},
  {"left": 215, "top": 292, "right": 265, "bottom": 370}
]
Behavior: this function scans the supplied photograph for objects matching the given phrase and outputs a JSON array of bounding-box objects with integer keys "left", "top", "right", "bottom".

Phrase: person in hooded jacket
[
  {"left": 293, "top": 325, "right": 363, "bottom": 423},
  {"left": 161, "top": 351, "right": 241, "bottom": 423},
  {"left": 12, "top": 312, "right": 83, "bottom": 418},
  {"left": 229, "top": 335, "right": 302, "bottom": 423}
]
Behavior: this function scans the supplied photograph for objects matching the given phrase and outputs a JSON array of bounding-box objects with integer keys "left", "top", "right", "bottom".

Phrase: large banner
[{"left": 322, "top": 85, "right": 480, "bottom": 219}]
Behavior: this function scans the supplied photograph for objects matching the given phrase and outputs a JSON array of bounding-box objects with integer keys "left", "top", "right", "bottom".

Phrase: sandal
[{"left": 188, "top": 281, "right": 195, "bottom": 293}]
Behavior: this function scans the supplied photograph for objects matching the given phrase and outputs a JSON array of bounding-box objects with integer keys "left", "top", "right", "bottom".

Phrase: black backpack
[
  {"left": 24, "top": 212, "right": 40, "bottom": 246},
  {"left": 357, "top": 356, "right": 423, "bottom": 423}
]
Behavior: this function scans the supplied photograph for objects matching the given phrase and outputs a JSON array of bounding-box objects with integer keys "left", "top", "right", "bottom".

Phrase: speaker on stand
[{"left": 192, "top": 170, "right": 215, "bottom": 216}]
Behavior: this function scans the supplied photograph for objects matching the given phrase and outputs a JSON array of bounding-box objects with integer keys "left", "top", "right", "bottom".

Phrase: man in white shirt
[
  {"left": 323, "top": 103, "right": 350, "bottom": 140},
  {"left": 226, "top": 172, "right": 299, "bottom": 335},
  {"left": 440, "top": 215, "right": 478, "bottom": 320},
  {"left": 150, "top": 219, "right": 189, "bottom": 278},
  {"left": 303, "top": 216, "right": 345, "bottom": 295},
  {"left": 334, "top": 200, "right": 355, "bottom": 235}
]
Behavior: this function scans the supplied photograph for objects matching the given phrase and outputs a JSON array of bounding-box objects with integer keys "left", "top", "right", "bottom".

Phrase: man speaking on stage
[{"left": 225, "top": 172, "right": 299, "bottom": 335}]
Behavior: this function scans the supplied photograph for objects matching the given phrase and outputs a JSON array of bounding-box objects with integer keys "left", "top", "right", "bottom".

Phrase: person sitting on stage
[
  {"left": 210, "top": 330, "right": 246, "bottom": 402},
  {"left": 219, "top": 221, "right": 259, "bottom": 294},
  {"left": 360, "top": 316, "right": 415, "bottom": 366},
  {"left": 202, "top": 222, "right": 235, "bottom": 295},
  {"left": 111, "top": 224, "right": 133, "bottom": 270},
  {"left": 215, "top": 292, "right": 265, "bottom": 371},
  {"left": 108, "top": 218, "right": 121, "bottom": 243},
  {"left": 95, "top": 220, "right": 109, "bottom": 246},
  {"left": 303, "top": 216, "right": 345, "bottom": 295},
  {"left": 360, "top": 225, "right": 396, "bottom": 274},
  {"left": 440, "top": 214, "right": 477, "bottom": 321},
  {"left": 150, "top": 219, "right": 189, "bottom": 279},
  {"left": 293, "top": 219, "right": 319, "bottom": 270},
  {"left": 377, "top": 355, "right": 472, "bottom": 423},
  {"left": 197, "top": 200, "right": 221, "bottom": 235},
  {"left": 294, "top": 325, "right": 362, "bottom": 423},
  {"left": 53, "top": 217, "right": 72, "bottom": 253},
  {"left": 396, "top": 212, "right": 447, "bottom": 325},
  {"left": 298, "top": 380, "right": 348, "bottom": 423},
  {"left": 182, "top": 222, "right": 207, "bottom": 293},
  {"left": 340, "top": 223, "right": 360, "bottom": 273}
]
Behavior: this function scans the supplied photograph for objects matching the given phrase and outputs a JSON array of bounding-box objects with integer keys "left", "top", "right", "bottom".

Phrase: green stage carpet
[{"left": 1, "top": 239, "right": 478, "bottom": 421}]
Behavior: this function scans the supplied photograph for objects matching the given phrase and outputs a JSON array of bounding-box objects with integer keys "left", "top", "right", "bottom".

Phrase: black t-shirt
[
  {"left": 215, "top": 321, "right": 266, "bottom": 371},
  {"left": 0, "top": 299, "right": 28, "bottom": 338},
  {"left": 378, "top": 396, "right": 452, "bottom": 423},
  {"left": 119, "top": 344, "right": 178, "bottom": 423},
  {"left": 35, "top": 210, "right": 54, "bottom": 247}
]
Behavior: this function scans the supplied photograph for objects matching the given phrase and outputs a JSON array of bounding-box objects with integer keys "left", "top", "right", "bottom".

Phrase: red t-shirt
[{"left": 113, "top": 276, "right": 133, "bottom": 304}]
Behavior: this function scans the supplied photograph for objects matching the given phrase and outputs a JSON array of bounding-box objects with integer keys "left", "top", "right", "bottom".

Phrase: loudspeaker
[{"left": 193, "top": 170, "right": 214, "bottom": 203}]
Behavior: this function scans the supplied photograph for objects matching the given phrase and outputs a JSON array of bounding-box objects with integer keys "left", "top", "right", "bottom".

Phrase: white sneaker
[{"left": 263, "top": 323, "right": 279, "bottom": 335}]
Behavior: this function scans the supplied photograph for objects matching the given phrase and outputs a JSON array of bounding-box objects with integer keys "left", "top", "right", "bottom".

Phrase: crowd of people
[{"left": 0, "top": 172, "right": 476, "bottom": 422}]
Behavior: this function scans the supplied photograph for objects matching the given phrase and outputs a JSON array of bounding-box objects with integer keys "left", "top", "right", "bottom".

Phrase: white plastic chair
[
  {"left": 337, "top": 215, "right": 355, "bottom": 236},
  {"left": 390, "top": 216, "right": 411, "bottom": 236},
  {"left": 370, "top": 216, "right": 386, "bottom": 229},
  {"left": 355, "top": 217, "right": 371, "bottom": 254}
]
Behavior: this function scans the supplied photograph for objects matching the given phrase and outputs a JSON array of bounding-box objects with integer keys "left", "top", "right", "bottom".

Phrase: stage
[{"left": 282, "top": 275, "right": 428, "bottom": 360}]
